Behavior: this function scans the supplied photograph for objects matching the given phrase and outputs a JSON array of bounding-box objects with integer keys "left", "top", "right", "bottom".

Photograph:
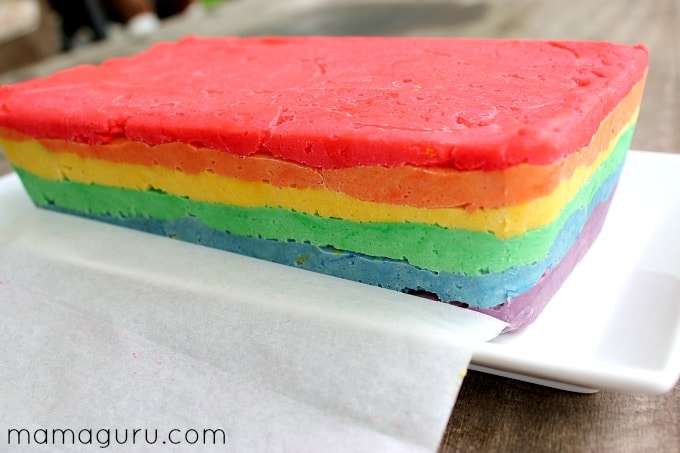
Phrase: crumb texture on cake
[
  {"left": 0, "top": 37, "right": 649, "bottom": 330},
  {"left": 0, "top": 36, "right": 648, "bottom": 170}
]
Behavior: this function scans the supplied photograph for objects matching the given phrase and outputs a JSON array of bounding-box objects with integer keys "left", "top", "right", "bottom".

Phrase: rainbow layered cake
[{"left": 0, "top": 37, "right": 648, "bottom": 330}]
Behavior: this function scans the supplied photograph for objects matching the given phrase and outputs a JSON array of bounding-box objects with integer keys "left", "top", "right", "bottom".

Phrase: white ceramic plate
[
  {"left": 2, "top": 150, "right": 680, "bottom": 393},
  {"left": 471, "top": 150, "right": 680, "bottom": 393}
]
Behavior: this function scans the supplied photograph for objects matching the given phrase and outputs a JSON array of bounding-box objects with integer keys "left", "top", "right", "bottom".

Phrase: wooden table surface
[{"left": 1, "top": 1, "right": 678, "bottom": 451}]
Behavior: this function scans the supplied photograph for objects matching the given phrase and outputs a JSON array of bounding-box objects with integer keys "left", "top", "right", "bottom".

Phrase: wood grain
[
  {"left": 442, "top": 371, "right": 680, "bottom": 452},
  {"left": 0, "top": 1, "right": 678, "bottom": 451}
]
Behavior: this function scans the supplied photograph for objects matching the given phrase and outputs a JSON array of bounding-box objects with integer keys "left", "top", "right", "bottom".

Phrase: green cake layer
[{"left": 11, "top": 123, "right": 632, "bottom": 276}]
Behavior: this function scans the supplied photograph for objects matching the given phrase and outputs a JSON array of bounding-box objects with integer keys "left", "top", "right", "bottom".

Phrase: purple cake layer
[{"left": 470, "top": 191, "right": 615, "bottom": 331}]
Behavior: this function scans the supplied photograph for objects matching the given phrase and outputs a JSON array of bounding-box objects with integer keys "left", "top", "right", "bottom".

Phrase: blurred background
[{"left": 0, "top": 0, "right": 216, "bottom": 71}]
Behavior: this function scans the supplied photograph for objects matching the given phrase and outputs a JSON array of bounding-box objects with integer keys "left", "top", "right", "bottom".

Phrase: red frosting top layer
[{"left": 0, "top": 36, "right": 648, "bottom": 170}]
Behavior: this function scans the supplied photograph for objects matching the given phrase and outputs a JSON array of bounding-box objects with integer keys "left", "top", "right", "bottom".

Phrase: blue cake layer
[{"left": 38, "top": 161, "right": 623, "bottom": 309}]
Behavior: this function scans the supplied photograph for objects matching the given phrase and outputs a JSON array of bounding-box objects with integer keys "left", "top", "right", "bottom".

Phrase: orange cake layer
[{"left": 0, "top": 76, "right": 642, "bottom": 210}]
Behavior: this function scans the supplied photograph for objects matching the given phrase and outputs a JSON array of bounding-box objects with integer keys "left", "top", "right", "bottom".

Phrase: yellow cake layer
[{"left": 2, "top": 115, "right": 633, "bottom": 239}]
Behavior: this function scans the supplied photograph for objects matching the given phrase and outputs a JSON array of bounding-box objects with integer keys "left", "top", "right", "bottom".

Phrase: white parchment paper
[{"left": 0, "top": 175, "right": 505, "bottom": 452}]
